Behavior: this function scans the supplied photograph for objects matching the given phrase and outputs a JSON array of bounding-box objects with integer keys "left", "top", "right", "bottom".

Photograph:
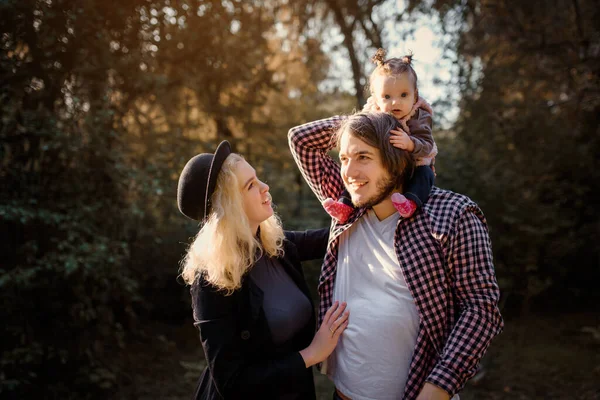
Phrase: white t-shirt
[{"left": 327, "top": 209, "right": 420, "bottom": 400}]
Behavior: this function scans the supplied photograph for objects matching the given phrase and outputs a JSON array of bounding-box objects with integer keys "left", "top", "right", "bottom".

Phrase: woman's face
[{"left": 235, "top": 159, "right": 273, "bottom": 232}]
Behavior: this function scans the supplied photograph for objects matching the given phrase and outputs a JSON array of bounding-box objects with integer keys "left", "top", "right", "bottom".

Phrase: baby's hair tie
[{"left": 371, "top": 48, "right": 387, "bottom": 67}]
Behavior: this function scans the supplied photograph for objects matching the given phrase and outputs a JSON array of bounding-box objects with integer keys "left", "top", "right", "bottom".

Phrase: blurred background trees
[
  {"left": 423, "top": 0, "right": 600, "bottom": 313},
  {"left": 1, "top": 0, "right": 598, "bottom": 398}
]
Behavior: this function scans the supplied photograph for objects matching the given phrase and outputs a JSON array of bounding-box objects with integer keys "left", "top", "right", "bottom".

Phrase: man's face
[{"left": 339, "top": 131, "right": 396, "bottom": 208}]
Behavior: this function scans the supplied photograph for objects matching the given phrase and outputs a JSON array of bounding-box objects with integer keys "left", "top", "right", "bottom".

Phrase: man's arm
[
  {"left": 416, "top": 383, "right": 451, "bottom": 400},
  {"left": 287, "top": 116, "right": 346, "bottom": 203},
  {"left": 425, "top": 209, "right": 504, "bottom": 396}
]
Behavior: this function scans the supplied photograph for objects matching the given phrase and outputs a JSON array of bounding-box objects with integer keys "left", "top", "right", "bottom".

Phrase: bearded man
[{"left": 288, "top": 112, "right": 503, "bottom": 400}]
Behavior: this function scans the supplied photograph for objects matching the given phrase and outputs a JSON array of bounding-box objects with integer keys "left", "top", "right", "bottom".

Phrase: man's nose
[{"left": 345, "top": 160, "right": 359, "bottom": 178}]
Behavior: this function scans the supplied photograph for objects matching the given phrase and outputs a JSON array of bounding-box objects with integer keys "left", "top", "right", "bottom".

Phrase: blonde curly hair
[{"left": 180, "top": 153, "right": 284, "bottom": 293}]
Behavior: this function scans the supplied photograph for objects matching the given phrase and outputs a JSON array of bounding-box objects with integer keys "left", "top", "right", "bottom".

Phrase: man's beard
[{"left": 348, "top": 173, "right": 398, "bottom": 209}]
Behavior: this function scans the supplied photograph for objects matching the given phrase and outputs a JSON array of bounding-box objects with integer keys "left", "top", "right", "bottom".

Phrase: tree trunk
[{"left": 326, "top": 0, "right": 365, "bottom": 109}]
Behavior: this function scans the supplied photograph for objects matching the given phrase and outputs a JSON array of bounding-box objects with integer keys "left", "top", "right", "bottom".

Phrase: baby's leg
[
  {"left": 322, "top": 190, "right": 354, "bottom": 223},
  {"left": 392, "top": 166, "right": 435, "bottom": 218}
]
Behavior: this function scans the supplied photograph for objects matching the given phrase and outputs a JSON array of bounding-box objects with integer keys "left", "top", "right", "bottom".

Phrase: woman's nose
[{"left": 260, "top": 181, "right": 269, "bottom": 192}]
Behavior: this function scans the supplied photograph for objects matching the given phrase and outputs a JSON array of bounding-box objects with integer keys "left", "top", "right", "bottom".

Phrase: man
[{"left": 288, "top": 112, "right": 503, "bottom": 400}]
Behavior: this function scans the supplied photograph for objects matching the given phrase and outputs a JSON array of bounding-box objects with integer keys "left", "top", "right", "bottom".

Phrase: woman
[{"left": 177, "top": 141, "right": 349, "bottom": 399}]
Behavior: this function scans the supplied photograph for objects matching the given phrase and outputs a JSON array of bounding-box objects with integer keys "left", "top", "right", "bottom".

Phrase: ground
[{"left": 116, "top": 312, "right": 600, "bottom": 400}]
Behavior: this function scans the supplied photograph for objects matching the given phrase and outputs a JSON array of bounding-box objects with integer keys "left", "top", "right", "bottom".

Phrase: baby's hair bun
[
  {"left": 402, "top": 52, "right": 414, "bottom": 65},
  {"left": 371, "top": 48, "right": 387, "bottom": 66}
]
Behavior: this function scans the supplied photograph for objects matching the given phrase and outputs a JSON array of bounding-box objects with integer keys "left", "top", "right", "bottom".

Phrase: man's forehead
[{"left": 339, "top": 132, "right": 378, "bottom": 155}]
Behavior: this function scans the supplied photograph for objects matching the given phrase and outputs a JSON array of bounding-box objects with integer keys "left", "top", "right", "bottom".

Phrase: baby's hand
[
  {"left": 390, "top": 128, "right": 415, "bottom": 152},
  {"left": 362, "top": 96, "right": 380, "bottom": 113}
]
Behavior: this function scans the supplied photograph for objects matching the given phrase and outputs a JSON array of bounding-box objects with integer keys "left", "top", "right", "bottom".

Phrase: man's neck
[{"left": 372, "top": 197, "right": 397, "bottom": 221}]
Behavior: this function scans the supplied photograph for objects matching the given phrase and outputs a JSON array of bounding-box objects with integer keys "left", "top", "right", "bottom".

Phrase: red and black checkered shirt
[{"left": 288, "top": 116, "right": 504, "bottom": 399}]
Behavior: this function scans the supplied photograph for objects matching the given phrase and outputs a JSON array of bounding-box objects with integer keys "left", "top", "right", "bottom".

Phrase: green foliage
[
  {"left": 2, "top": 0, "right": 597, "bottom": 396},
  {"left": 2, "top": 0, "right": 148, "bottom": 397},
  {"left": 433, "top": 0, "right": 600, "bottom": 308},
  {"left": 0, "top": 124, "right": 140, "bottom": 398},
  {"left": 0, "top": 0, "right": 334, "bottom": 396}
]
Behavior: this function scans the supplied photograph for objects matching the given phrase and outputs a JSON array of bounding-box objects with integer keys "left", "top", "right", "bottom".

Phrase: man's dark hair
[{"left": 333, "top": 112, "right": 414, "bottom": 188}]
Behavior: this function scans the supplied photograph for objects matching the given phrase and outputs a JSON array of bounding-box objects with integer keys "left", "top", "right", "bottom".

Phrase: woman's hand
[
  {"left": 299, "top": 301, "right": 349, "bottom": 367},
  {"left": 390, "top": 128, "right": 415, "bottom": 152}
]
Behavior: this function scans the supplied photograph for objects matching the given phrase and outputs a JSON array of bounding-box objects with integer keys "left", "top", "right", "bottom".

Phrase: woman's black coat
[{"left": 190, "top": 228, "right": 329, "bottom": 400}]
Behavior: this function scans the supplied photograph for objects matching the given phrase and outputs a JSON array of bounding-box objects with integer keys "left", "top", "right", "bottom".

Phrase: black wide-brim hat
[{"left": 177, "top": 140, "right": 232, "bottom": 222}]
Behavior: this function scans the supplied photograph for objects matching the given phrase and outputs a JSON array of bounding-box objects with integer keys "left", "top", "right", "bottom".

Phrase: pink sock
[
  {"left": 391, "top": 193, "right": 417, "bottom": 218},
  {"left": 322, "top": 198, "right": 353, "bottom": 223}
]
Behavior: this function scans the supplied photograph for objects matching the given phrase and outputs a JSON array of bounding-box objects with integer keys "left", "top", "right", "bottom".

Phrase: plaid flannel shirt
[{"left": 288, "top": 116, "right": 504, "bottom": 399}]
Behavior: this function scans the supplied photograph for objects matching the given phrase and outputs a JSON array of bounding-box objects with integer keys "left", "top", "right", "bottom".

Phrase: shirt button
[{"left": 240, "top": 330, "right": 251, "bottom": 340}]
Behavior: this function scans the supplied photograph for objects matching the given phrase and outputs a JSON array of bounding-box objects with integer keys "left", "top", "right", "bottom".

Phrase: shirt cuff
[{"left": 425, "top": 363, "right": 462, "bottom": 397}]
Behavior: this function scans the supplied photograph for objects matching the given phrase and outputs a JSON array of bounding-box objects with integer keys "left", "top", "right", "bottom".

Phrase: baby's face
[{"left": 371, "top": 73, "right": 417, "bottom": 120}]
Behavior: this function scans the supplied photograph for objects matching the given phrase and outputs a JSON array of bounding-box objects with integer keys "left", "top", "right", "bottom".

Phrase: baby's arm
[
  {"left": 363, "top": 95, "right": 436, "bottom": 159},
  {"left": 406, "top": 108, "right": 435, "bottom": 159},
  {"left": 389, "top": 127, "right": 416, "bottom": 152}
]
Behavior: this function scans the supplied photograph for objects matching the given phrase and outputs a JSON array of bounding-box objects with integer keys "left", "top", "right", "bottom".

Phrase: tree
[
  {"left": 1, "top": 0, "right": 148, "bottom": 397},
  {"left": 0, "top": 1, "right": 336, "bottom": 397},
  {"left": 429, "top": 0, "right": 600, "bottom": 309}
]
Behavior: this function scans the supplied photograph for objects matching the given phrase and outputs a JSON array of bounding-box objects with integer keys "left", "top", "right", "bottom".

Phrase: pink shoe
[
  {"left": 322, "top": 198, "right": 353, "bottom": 223},
  {"left": 391, "top": 193, "right": 417, "bottom": 218}
]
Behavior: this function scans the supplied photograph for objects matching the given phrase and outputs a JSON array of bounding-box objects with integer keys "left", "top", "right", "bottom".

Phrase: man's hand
[
  {"left": 390, "top": 128, "right": 415, "bottom": 152},
  {"left": 416, "top": 383, "right": 451, "bottom": 400}
]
